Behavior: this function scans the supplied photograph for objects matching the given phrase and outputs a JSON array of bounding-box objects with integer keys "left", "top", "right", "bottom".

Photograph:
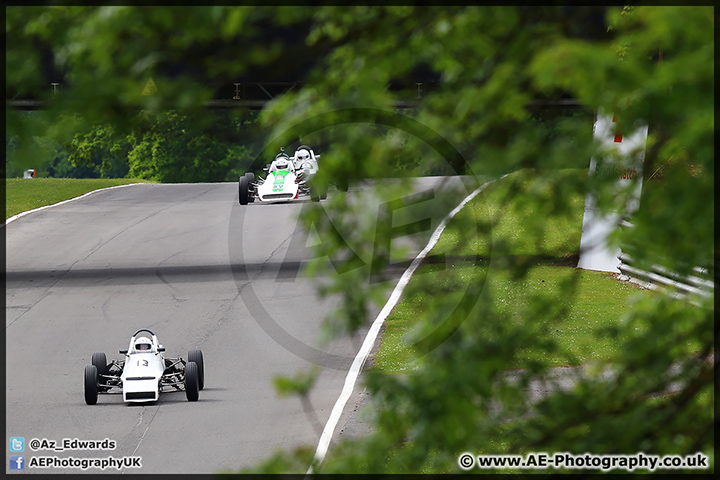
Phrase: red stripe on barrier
[{"left": 612, "top": 114, "right": 623, "bottom": 143}]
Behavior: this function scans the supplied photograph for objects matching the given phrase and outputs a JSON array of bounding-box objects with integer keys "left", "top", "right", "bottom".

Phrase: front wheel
[
  {"left": 185, "top": 362, "right": 199, "bottom": 401},
  {"left": 245, "top": 173, "right": 256, "bottom": 202},
  {"left": 239, "top": 176, "right": 250, "bottom": 205},
  {"left": 84, "top": 365, "right": 98, "bottom": 405}
]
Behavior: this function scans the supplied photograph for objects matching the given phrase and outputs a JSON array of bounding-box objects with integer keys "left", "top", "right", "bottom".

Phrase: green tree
[
  {"left": 251, "top": 5, "right": 713, "bottom": 473},
  {"left": 124, "top": 110, "right": 260, "bottom": 182},
  {"left": 54, "top": 109, "right": 261, "bottom": 181},
  {"left": 6, "top": 6, "right": 289, "bottom": 179},
  {"left": 65, "top": 123, "right": 130, "bottom": 178}
]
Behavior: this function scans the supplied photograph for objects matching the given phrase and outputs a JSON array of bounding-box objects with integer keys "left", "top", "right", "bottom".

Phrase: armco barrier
[
  {"left": 616, "top": 220, "right": 713, "bottom": 306},
  {"left": 617, "top": 253, "right": 713, "bottom": 305}
]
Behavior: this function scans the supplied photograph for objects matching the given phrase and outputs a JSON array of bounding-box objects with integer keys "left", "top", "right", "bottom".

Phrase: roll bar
[
  {"left": 121, "top": 329, "right": 163, "bottom": 354},
  {"left": 132, "top": 329, "right": 155, "bottom": 337}
]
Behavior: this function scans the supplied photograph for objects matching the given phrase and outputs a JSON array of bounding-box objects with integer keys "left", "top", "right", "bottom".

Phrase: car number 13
[{"left": 137, "top": 359, "right": 149, "bottom": 367}]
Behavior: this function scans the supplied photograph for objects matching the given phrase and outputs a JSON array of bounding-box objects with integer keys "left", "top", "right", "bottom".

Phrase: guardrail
[
  {"left": 616, "top": 220, "right": 713, "bottom": 305},
  {"left": 617, "top": 253, "right": 713, "bottom": 300},
  {"left": 615, "top": 220, "right": 713, "bottom": 306}
]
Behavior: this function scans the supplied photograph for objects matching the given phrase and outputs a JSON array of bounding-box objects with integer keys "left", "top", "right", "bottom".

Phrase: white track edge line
[
  {"left": 307, "top": 176, "right": 502, "bottom": 474},
  {"left": 4, "top": 183, "right": 145, "bottom": 225}
]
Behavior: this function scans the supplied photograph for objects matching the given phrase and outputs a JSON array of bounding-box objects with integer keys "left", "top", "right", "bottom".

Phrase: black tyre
[
  {"left": 245, "top": 173, "right": 256, "bottom": 202},
  {"left": 84, "top": 365, "right": 98, "bottom": 405},
  {"left": 337, "top": 178, "right": 349, "bottom": 192},
  {"left": 92, "top": 352, "right": 110, "bottom": 392},
  {"left": 185, "top": 361, "right": 199, "bottom": 401},
  {"left": 92, "top": 352, "right": 108, "bottom": 376},
  {"left": 320, "top": 185, "right": 328, "bottom": 200},
  {"left": 310, "top": 189, "right": 320, "bottom": 202},
  {"left": 188, "top": 349, "right": 204, "bottom": 390},
  {"left": 239, "top": 176, "right": 249, "bottom": 205}
]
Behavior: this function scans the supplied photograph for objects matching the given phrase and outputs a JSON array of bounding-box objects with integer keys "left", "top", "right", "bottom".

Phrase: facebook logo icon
[{"left": 10, "top": 455, "right": 24, "bottom": 470}]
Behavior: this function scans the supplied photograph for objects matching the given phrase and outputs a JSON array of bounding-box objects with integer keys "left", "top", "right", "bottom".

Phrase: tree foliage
[
  {"left": 6, "top": 5, "right": 713, "bottom": 474},
  {"left": 122, "top": 110, "right": 259, "bottom": 182},
  {"left": 257, "top": 6, "right": 714, "bottom": 474},
  {"left": 6, "top": 109, "right": 262, "bottom": 182},
  {"left": 66, "top": 122, "right": 130, "bottom": 178}
]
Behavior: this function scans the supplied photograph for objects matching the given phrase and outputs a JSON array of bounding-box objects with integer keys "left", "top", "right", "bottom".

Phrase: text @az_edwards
[{"left": 29, "top": 437, "right": 116, "bottom": 452}]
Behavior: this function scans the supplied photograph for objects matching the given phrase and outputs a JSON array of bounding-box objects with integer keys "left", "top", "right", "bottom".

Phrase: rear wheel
[
  {"left": 239, "top": 176, "right": 249, "bottom": 205},
  {"left": 92, "top": 352, "right": 110, "bottom": 392},
  {"left": 92, "top": 352, "right": 108, "bottom": 375},
  {"left": 188, "top": 349, "right": 204, "bottom": 390},
  {"left": 185, "top": 362, "right": 199, "bottom": 401},
  {"left": 84, "top": 365, "right": 98, "bottom": 405}
]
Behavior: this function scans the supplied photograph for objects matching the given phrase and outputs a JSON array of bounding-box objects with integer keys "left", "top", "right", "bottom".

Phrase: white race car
[
  {"left": 238, "top": 146, "right": 325, "bottom": 205},
  {"left": 83, "top": 329, "right": 204, "bottom": 404},
  {"left": 291, "top": 145, "right": 320, "bottom": 178}
]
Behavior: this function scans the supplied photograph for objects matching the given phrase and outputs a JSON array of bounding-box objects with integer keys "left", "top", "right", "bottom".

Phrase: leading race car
[
  {"left": 238, "top": 145, "right": 326, "bottom": 205},
  {"left": 83, "top": 329, "right": 204, "bottom": 405}
]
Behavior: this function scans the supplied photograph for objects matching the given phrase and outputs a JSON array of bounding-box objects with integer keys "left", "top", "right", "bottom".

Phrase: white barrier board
[{"left": 577, "top": 111, "right": 648, "bottom": 272}]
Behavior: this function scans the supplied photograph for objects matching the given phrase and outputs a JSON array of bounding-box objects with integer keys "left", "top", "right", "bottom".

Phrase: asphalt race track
[{"left": 5, "top": 178, "right": 478, "bottom": 474}]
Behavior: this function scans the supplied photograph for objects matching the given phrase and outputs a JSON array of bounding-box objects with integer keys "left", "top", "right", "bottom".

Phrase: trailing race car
[
  {"left": 83, "top": 329, "right": 204, "bottom": 404},
  {"left": 238, "top": 146, "right": 326, "bottom": 205},
  {"left": 291, "top": 145, "right": 320, "bottom": 178}
]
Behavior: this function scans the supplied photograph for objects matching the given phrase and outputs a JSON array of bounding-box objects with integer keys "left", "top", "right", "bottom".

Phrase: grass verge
[
  {"left": 372, "top": 168, "right": 655, "bottom": 373},
  {"left": 374, "top": 264, "right": 646, "bottom": 373},
  {"left": 319, "top": 168, "right": 676, "bottom": 473},
  {"left": 5, "top": 178, "right": 154, "bottom": 220}
]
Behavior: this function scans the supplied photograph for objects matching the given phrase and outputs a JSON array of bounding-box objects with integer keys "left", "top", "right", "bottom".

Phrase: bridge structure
[
  {"left": 7, "top": 81, "right": 426, "bottom": 111},
  {"left": 7, "top": 81, "right": 582, "bottom": 111}
]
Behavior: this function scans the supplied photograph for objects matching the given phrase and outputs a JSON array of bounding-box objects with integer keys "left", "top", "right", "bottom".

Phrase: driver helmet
[
  {"left": 134, "top": 337, "right": 152, "bottom": 352},
  {"left": 295, "top": 148, "right": 311, "bottom": 162},
  {"left": 274, "top": 158, "right": 290, "bottom": 170}
]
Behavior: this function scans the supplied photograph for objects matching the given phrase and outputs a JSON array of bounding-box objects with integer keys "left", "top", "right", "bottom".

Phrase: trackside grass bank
[
  {"left": 318, "top": 168, "right": 677, "bottom": 473},
  {"left": 5, "top": 178, "right": 155, "bottom": 220},
  {"left": 371, "top": 168, "right": 656, "bottom": 373}
]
